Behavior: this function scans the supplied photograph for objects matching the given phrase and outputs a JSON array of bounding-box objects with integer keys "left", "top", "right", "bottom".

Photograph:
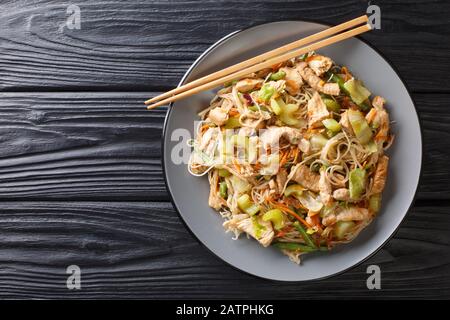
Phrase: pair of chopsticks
[{"left": 145, "top": 15, "right": 371, "bottom": 110}]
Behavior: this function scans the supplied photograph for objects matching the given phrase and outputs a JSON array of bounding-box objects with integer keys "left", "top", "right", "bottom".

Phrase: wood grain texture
[
  {"left": 0, "top": 0, "right": 449, "bottom": 92},
  {"left": 0, "top": 201, "right": 448, "bottom": 299},
  {"left": 0, "top": 0, "right": 449, "bottom": 300},
  {"left": 0, "top": 92, "right": 166, "bottom": 200},
  {"left": 0, "top": 92, "right": 447, "bottom": 201}
]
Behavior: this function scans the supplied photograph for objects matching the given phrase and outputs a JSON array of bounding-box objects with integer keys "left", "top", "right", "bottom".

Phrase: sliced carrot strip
[{"left": 270, "top": 201, "right": 311, "bottom": 228}]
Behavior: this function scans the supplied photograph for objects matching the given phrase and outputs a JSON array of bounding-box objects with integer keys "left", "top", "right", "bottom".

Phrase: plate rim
[{"left": 161, "top": 19, "right": 424, "bottom": 282}]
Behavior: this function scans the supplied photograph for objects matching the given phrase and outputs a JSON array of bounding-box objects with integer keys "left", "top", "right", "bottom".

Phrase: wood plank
[
  {"left": 0, "top": 92, "right": 447, "bottom": 200},
  {"left": 414, "top": 94, "right": 450, "bottom": 199},
  {"left": 0, "top": 0, "right": 449, "bottom": 92},
  {"left": 0, "top": 201, "right": 448, "bottom": 299},
  {"left": 0, "top": 92, "right": 166, "bottom": 200}
]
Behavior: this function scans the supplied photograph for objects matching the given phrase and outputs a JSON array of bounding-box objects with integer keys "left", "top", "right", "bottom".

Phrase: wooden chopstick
[
  {"left": 145, "top": 15, "right": 368, "bottom": 106},
  {"left": 146, "top": 23, "right": 372, "bottom": 110}
]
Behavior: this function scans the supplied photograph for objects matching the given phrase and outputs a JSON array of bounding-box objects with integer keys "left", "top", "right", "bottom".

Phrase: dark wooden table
[{"left": 0, "top": 0, "right": 449, "bottom": 299}]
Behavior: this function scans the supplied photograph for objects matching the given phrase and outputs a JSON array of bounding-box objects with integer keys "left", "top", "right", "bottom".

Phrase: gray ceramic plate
[{"left": 162, "top": 21, "right": 422, "bottom": 281}]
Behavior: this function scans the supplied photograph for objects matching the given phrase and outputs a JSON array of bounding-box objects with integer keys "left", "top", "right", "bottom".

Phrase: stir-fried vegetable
[
  {"left": 273, "top": 242, "right": 328, "bottom": 252},
  {"left": 230, "top": 175, "right": 251, "bottom": 193},
  {"left": 260, "top": 154, "right": 280, "bottom": 175},
  {"left": 270, "top": 98, "right": 283, "bottom": 115},
  {"left": 280, "top": 103, "right": 303, "bottom": 127},
  {"left": 237, "top": 194, "right": 261, "bottom": 216},
  {"left": 348, "top": 109, "right": 373, "bottom": 144},
  {"left": 310, "top": 133, "right": 329, "bottom": 150},
  {"left": 218, "top": 169, "right": 231, "bottom": 177},
  {"left": 349, "top": 168, "right": 367, "bottom": 199},
  {"left": 293, "top": 221, "right": 317, "bottom": 249},
  {"left": 285, "top": 185, "right": 323, "bottom": 212},
  {"left": 270, "top": 70, "right": 286, "bottom": 81},
  {"left": 334, "top": 221, "right": 355, "bottom": 240},
  {"left": 325, "top": 130, "right": 336, "bottom": 138},
  {"left": 296, "top": 191, "right": 323, "bottom": 212},
  {"left": 369, "top": 193, "right": 382, "bottom": 213},
  {"left": 321, "top": 203, "right": 337, "bottom": 218},
  {"left": 258, "top": 84, "right": 276, "bottom": 102},
  {"left": 343, "top": 78, "right": 371, "bottom": 106},
  {"left": 262, "top": 209, "right": 285, "bottom": 230},
  {"left": 252, "top": 216, "right": 265, "bottom": 238},
  {"left": 187, "top": 51, "right": 392, "bottom": 264},
  {"left": 322, "top": 118, "right": 341, "bottom": 132},
  {"left": 365, "top": 140, "right": 378, "bottom": 153},
  {"left": 270, "top": 97, "right": 303, "bottom": 127},
  {"left": 328, "top": 73, "right": 370, "bottom": 111},
  {"left": 323, "top": 98, "right": 341, "bottom": 112},
  {"left": 284, "top": 184, "right": 305, "bottom": 197},
  {"left": 329, "top": 73, "right": 349, "bottom": 95},
  {"left": 219, "top": 181, "right": 228, "bottom": 199},
  {"left": 273, "top": 242, "right": 318, "bottom": 252}
]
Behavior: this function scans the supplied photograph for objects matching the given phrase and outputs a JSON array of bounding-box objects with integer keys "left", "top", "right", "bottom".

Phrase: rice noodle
[{"left": 186, "top": 52, "right": 393, "bottom": 264}]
